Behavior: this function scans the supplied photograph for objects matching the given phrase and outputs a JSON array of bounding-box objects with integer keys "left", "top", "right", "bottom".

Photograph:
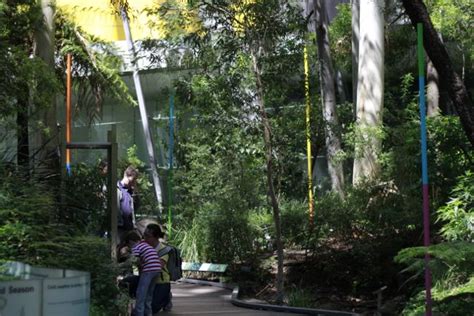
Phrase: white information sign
[
  {"left": 42, "top": 275, "right": 90, "bottom": 316},
  {"left": 1, "top": 262, "right": 91, "bottom": 316},
  {"left": 0, "top": 279, "right": 42, "bottom": 316}
]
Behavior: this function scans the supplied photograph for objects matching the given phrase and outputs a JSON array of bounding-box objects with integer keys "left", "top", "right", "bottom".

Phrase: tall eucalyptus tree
[
  {"left": 314, "top": 0, "right": 345, "bottom": 195},
  {"left": 352, "top": 0, "right": 385, "bottom": 184},
  {"left": 351, "top": 0, "right": 359, "bottom": 104}
]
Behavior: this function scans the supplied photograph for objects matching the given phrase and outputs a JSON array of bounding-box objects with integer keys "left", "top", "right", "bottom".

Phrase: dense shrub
[
  {"left": 0, "top": 166, "right": 57, "bottom": 260},
  {"left": 437, "top": 171, "right": 474, "bottom": 242},
  {"left": 63, "top": 163, "right": 108, "bottom": 235},
  {"left": 175, "top": 202, "right": 256, "bottom": 263},
  {"left": 396, "top": 171, "right": 474, "bottom": 315},
  {"left": 287, "top": 185, "right": 422, "bottom": 295}
]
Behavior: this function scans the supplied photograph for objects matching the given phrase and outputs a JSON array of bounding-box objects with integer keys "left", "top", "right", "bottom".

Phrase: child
[
  {"left": 143, "top": 224, "right": 172, "bottom": 314},
  {"left": 125, "top": 231, "right": 162, "bottom": 316}
]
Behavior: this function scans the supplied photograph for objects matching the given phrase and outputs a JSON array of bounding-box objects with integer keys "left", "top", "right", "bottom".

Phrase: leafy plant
[
  {"left": 395, "top": 172, "right": 474, "bottom": 314},
  {"left": 395, "top": 242, "right": 474, "bottom": 315},
  {"left": 286, "top": 287, "right": 315, "bottom": 308},
  {"left": 437, "top": 171, "right": 474, "bottom": 242}
]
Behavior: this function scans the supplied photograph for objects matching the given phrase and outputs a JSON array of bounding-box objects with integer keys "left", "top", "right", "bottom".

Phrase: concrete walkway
[{"left": 165, "top": 282, "right": 295, "bottom": 316}]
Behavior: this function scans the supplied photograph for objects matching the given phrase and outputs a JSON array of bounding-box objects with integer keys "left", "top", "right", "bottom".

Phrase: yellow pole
[{"left": 304, "top": 44, "right": 314, "bottom": 227}]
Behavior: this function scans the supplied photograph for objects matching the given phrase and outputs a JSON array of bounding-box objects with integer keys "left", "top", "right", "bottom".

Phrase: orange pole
[{"left": 66, "top": 54, "right": 72, "bottom": 174}]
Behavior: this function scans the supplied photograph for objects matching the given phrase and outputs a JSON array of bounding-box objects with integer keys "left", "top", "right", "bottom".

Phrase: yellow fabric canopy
[{"left": 57, "top": 0, "right": 167, "bottom": 41}]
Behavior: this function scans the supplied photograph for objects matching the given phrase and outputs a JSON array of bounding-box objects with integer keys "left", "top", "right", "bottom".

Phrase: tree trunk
[
  {"left": 17, "top": 88, "right": 30, "bottom": 171},
  {"left": 352, "top": 0, "right": 384, "bottom": 184},
  {"left": 336, "top": 70, "right": 347, "bottom": 103},
  {"left": 314, "top": 0, "right": 345, "bottom": 195},
  {"left": 401, "top": 0, "right": 474, "bottom": 147},
  {"left": 251, "top": 49, "right": 284, "bottom": 305},
  {"left": 426, "top": 55, "right": 439, "bottom": 117},
  {"left": 33, "top": 0, "right": 58, "bottom": 175},
  {"left": 351, "top": 0, "right": 359, "bottom": 106}
]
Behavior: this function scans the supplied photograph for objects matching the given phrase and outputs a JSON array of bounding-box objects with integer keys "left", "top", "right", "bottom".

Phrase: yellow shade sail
[{"left": 56, "top": 0, "right": 180, "bottom": 41}]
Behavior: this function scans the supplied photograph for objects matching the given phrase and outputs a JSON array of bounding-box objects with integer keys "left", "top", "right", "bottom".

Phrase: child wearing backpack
[
  {"left": 144, "top": 224, "right": 182, "bottom": 315},
  {"left": 125, "top": 231, "right": 162, "bottom": 316}
]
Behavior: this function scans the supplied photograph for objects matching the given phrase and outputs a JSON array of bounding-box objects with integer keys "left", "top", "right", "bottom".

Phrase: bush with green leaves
[
  {"left": 279, "top": 198, "right": 312, "bottom": 248},
  {"left": 396, "top": 242, "right": 474, "bottom": 315},
  {"left": 396, "top": 171, "right": 474, "bottom": 315},
  {"left": 0, "top": 166, "right": 58, "bottom": 260},
  {"left": 63, "top": 162, "right": 108, "bottom": 235},
  {"left": 384, "top": 74, "right": 472, "bottom": 208},
  {"left": 203, "top": 204, "right": 256, "bottom": 263},
  {"left": 437, "top": 171, "right": 474, "bottom": 242},
  {"left": 295, "top": 184, "right": 421, "bottom": 294},
  {"left": 174, "top": 202, "right": 256, "bottom": 264},
  {"left": 286, "top": 286, "right": 315, "bottom": 308}
]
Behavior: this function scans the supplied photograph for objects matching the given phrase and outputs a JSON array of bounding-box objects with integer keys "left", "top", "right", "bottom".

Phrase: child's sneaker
[
  {"left": 163, "top": 300, "right": 172, "bottom": 311},
  {"left": 163, "top": 292, "right": 173, "bottom": 311}
]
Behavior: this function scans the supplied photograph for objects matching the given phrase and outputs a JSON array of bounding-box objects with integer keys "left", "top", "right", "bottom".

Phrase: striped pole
[
  {"left": 417, "top": 23, "right": 432, "bottom": 316},
  {"left": 168, "top": 93, "right": 175, "bottom": 238},
  {"left": 66, "top": 53, "right": 72, "bottom": 176},
  {"left": 304, "top": 44, "right": 314, "bottom": 227}
]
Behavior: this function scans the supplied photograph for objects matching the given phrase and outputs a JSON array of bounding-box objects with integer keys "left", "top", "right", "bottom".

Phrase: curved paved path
[{"left": 165, "top": 282, "right": 295, "bottom": 316}]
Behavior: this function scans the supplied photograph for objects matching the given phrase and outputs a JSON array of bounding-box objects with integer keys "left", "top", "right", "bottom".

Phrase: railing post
[
  {"left": 60, "top": 124, "right": 67, "bottom": 210},
  {"left": 108, "top": 125, "right": 118, "bottom": 260}
]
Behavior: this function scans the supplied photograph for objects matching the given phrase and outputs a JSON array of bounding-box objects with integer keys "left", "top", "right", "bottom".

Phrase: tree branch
[{"left": 401, "top": 0, "right": 474, "bottom": 147}]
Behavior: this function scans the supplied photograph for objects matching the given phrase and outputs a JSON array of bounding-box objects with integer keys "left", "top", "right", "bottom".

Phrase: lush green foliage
[
  {"left": 170, "top": 72, "right": 267, "bottom": 262},
  {"left": 62, "top": 162, "right": 109, "bottom": 234},
  {"left": 286, "top": 287, "right": 315, "bottom": 308},
  {"left": 0, "top": 0, "right": 59, "bottom": 132},
  {"left": 437, "top": 171, "right": 474, "bottom": 241},
  {"left": 0, "top": 167, "right": 57, "bottom": 260},
  {"left": 329, "top": 3, "right": 352, "bottom": 73},
  {"left": 395, "top": 171, "right": 474, "bottom": 314},
  {"left": 396, "top": 242, "right": 474, "bottom": 315},
  {"left": 0, "top": 165, "right": 128, "bottom": 315},
  {"left": 1, "top": 0, "right": 473, "bottom": 314},
  {"left": 427, "top": 0, "right": 474, "bottom": 63},
  {"left": 55, "top": 9, "right": 135, "bottom": 120}
]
